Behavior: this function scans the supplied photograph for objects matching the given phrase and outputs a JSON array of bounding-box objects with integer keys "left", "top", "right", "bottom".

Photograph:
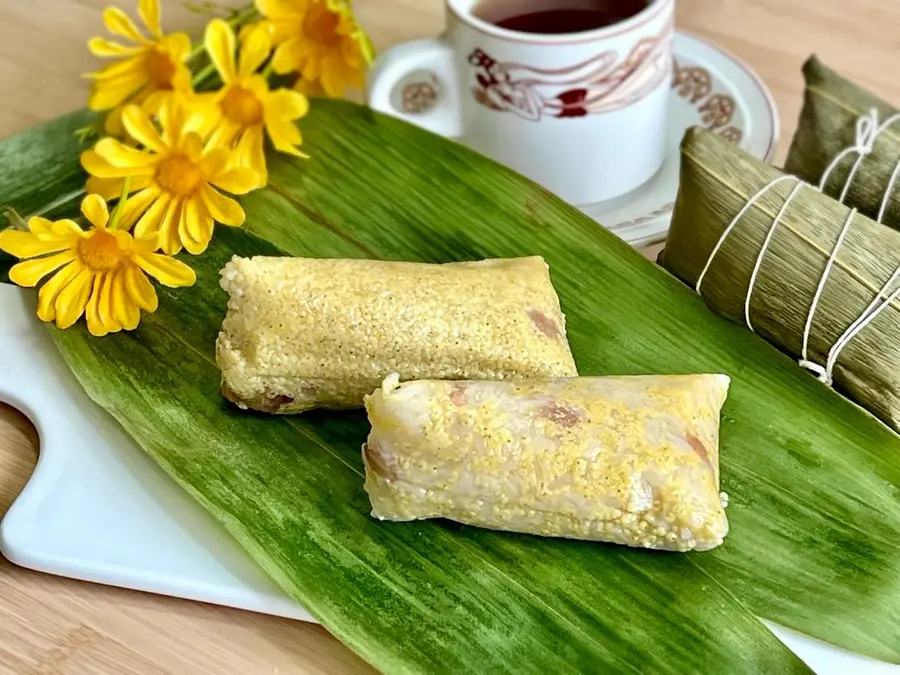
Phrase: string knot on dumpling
[
  {"left": 819, "top": 107, "right": 900, "bottom": 221},
  {"left": 853, "top": 108, "right": 880, "bottom": 156},
  {"left": 797, "top": 359, "right": 832, "bottom": 386}
]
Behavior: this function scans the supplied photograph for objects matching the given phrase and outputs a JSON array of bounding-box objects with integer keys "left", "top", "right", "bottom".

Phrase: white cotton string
[
  {"left": 877, "top": 159, "right": 900, "bottom": 223},
  {"left": 696, "top": 174, "right": 800, "bottom": 299},
  {"left": 818, "top": 109, "right": 879, "bottom": 197},
  {"left": 697, "top": 108, "right": 900, "bottom": 389},
  {"left": 743, "top": 181, "right": 806, "bottom": 331},
  {"left": 819, "top": 107, "right": 900, "bottom": 212},
  {"left": 822, "top": 268, "right": 900, "bottom": 384},
  {"left": 798, "top": 209, "right": 857, "bottom": 382}
]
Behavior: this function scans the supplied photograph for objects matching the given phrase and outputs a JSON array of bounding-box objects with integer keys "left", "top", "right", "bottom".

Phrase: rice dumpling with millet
[
  {"left": 216, "top": 255, "right": 577, "bottom": 413},
  {"left": 363, "top": 373, "right": 731, "bottom": 552}
]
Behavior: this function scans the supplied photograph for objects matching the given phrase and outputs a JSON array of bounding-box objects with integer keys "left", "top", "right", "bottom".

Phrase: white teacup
[{"left": 367, "top": 0, "right": 675, "bottom": 205}]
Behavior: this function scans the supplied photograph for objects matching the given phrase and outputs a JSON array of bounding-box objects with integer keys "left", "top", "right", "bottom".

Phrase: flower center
[
  {"left": 146, "top": 49, "right": 177, "bottom": 89},
  {"left": 156, "top": 154, "right": 204, "bottom": 195},
  {"left": 77, "top": 230, "right": 128, "bottom": 272},
  {"left": 220, "top": 86, "right": 264, "bottom": 126},
  {"left": 302, "top": 5, "right": 341, "bottom": 45}
]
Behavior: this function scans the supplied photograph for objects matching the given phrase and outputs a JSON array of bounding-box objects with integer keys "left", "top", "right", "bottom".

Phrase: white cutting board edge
[{"left": 0, "top": 283, "right": 896, "bottom": 673}]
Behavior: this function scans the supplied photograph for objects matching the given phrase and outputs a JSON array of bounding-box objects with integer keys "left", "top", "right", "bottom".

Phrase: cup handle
[{"left": 366, "top": 38, "right": 462, "bottom": 138}]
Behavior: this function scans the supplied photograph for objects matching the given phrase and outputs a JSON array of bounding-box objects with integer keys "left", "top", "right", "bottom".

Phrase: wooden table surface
[{"left": 2, "top": 0, "right": 900, "bottom": 672}]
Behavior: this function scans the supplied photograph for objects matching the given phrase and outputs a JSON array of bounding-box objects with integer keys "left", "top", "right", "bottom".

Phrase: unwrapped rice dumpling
[
  {"left": 363, "top": 373, "right": 731, "bottom": 552},
  {"left": 785, "top": 56, "right": 900, "bottom": 229},
  {"left": 217, "top": 256, "right": 577, "bottom": 413},
  {"left": 662, "top": 128, "right": 900, "bottom": 431}
]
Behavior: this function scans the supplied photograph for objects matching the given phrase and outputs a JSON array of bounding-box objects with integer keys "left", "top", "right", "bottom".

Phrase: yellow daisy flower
[
  {"left": 0, "top": 195, "right": 195, "bottom": 337},
  {"left": 253, "top": 0, "right": 375, "bottom": 98},
  {"left": 81, "top": 104, "right": 260, "bottom": 256},
  {"left": 203, "top": 19, "right": 310, "bottom": 186},
  {"left": 87, "top": 0, "right": 193, "bottom": 133}
]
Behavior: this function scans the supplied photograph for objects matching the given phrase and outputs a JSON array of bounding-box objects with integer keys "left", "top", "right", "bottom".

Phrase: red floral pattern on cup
[{"left": 468, "top": 23, "right": 673, "bottom": 121}]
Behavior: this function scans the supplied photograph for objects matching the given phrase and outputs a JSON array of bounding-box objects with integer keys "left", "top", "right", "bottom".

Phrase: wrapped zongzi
[
  {"left": 662, "top": 128, "right": 900, "bottom": 431},
  {"left": 217, "top": 255, "right": 578, "bottom": 413},
  {"left": 364, "top": 373, "right": 731, "bottom": 552},
  {"left": 784, "top": 56, "right": 900, "bottom": 229}
]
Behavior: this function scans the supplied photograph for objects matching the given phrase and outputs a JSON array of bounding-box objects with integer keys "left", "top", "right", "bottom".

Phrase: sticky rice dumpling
[
  {"left": 785, "top": 56, "right": 900, "bottom": 230},
  {"left": 363, "top": 373, "right": 731, "bottom": 552},
  {"left": 663, "top": 128, "right": 900, "bottom": 432},
  {"left": 217, "top": 255, "right": 577, "bottom": 413}
]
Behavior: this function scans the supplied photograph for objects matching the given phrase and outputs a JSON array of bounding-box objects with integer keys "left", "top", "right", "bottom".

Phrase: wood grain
[{"left": 0, "top": 0, "right": 898, "bottom": 672}]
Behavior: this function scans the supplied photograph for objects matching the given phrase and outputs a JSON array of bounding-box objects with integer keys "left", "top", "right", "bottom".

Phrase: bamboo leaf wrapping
[
  {"left": 784, "top": 56, "right": 900, "bottom": 228},
  {"left": 663, "top": 128, "right": 900, "bottom": 431},
  {"left": 3, "top": 101, "right": 900, "bottom": 670}
]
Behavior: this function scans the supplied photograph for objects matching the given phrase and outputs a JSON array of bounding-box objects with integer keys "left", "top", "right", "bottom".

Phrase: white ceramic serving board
[{"left": 0, "top": 283, "right": 896, "bottom": 673}]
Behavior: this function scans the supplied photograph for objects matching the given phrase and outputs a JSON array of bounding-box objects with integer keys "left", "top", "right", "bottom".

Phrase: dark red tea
[{"left": 474, "top": 0, "right": 650, "bottom": 35}]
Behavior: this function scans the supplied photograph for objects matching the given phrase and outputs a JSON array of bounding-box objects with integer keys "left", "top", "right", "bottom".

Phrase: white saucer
[{"left": 583, "top": 31, "right": 779, "bottom": 248}]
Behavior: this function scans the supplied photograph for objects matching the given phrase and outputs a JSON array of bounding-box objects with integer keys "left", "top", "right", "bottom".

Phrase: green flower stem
[
  {"left": 192, "top": 62, "right": 218, "bottom": 88},
  {"left": 107, "top": 177, "right": 131, "bottom": 231},
  {"left": 6, "top": 208, "right": 28, "bottom": 232},
  {"left": 186, "top": 1, "right": 258, "bottom": 65}
]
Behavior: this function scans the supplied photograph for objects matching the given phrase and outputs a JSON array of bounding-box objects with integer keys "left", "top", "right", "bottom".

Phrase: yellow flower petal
[
  {"left": 279, "top": 37, "right": 320, "bottom": 79},
  {"left": 81, "top": 194, "right": 110, "bottom": 230},
  {"left": 117, "top": 185, "right": 162, "bottom": 231},
  {"left": 86, "top": 274, "right": 114, "bottom": 337},
  {"left": 133, "top": 192, "right": 171, "bottom": 239},
  {"left": 103, "top": 7, "right": 146, "bottom": 44},
  {"left": 82, "top": 150, "right": 124, "bottom": 179},
  {"left": 164, "top": 32, "right": 193, "bottom": 63},
  {"left": 158, "top": 198, "right": 183, "bottom": 255},
  {"left": 201, "top": 185, "right": 246, "bottom": 226},
  {"left": 23, "top": 217, "right": 54, "bottom": 239},
  {"left": 256, "top": 0, "right": 304, "bottom": 20},
  {"left": 124, "top": 262, "right": 158, "bottom": 312},
  {"left": 54, "top": 266, "right": 94, "bottom": 329},
  {"left": 205, "top": 119, "right": 241, "bottom": 152},
  {"left": 37, "top": 262, "right": 83, "bottom": 323},
  {"left": 104, "top": 106, "right": 127, "bottom": 137},
  {"left": 180, "top": 92, "right": 221, "bottom": 136},
  {"left": 90, "top": 54, "right": 146, "bottom": 81},
  {"left": 88, "top": 70, "right": 147, "bottom": 111},
  {"left": 88, "top": 38, "right": 141, "bottom": 57},
  {"left": 122, "top": 105, "right": 166, "bottom": 152},
  {"left": 9, "top": 251, "right": 76, "bottom": 288},
  {"left": 265, "top": 117, "right": 305, "bottom": 157},
  {"left": 293, "top": 76, "right": 324, "bottom": 96},
  {"left": 211, "top": 167, "right": 260, "bottom": 195},
  {"left": 271, "top": 41, "right": 301, "bottom": 75},
  {"left": 181, "top": 132, "right": 204, "bottom": 163},
  {"left": 87, "top": 175, "right": 124, "bottom": 199},
  {"left": 266, "top": 88, "right": 309, "bottom": 120},
  {"left": 235, "top": 126, "right": 268, "bottom": 186},
  {"left": 27, "top": 217, "right": 83, "bottom": 243},
  {"left": 181, "top": 196, "right": 212, "bottom": 255},
  {"left": 158, "top": 99, "right": 190, "bottom": 147},
  {"left": 320, "top": 57, "right": 345, "bottom": 98},
  {"left": 87, "top": 175, "right": 152, "bottom": 200},
  {"left": 134, "top": 251, "right": 196, "bottom": 287},
  {"left": 138, "top": 0, "right": 162, "bottom": 38},
  {"left": 99, "top": 272, "right": 125, "bottom": 335},
  {"left": 110, "top": 269, "right": 140, "bottom": 330},
  {"left": 94, "top": 135, "right": 159, "bottom": 173},
  {"left": 198, "top": 147, "right": 230, "bottom": 177},
  {"left": 205, "top": 19, "right": 238, "bottom": 83},
  {"left": 0, "top": 230, "right": 73, "bottom": 259},
  {"left": 239, "top": 26, "right": 272, "bottom": 78}
]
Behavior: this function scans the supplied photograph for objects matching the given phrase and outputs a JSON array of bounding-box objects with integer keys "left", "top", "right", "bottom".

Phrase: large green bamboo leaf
[{"left": 2, "top": 100, "right": 899, "bottom": 670}]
